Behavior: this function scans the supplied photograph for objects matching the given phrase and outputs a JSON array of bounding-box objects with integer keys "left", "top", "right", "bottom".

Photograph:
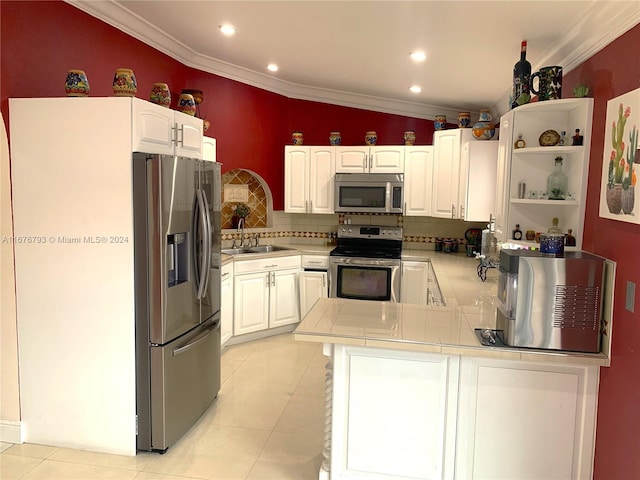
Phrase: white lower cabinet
[
  {"left": 329, "top": 345, "right": 599, "bottom": 480},
  {"left": 299, "top": 254, "right": 329, "bottom": 318},
  {"left": 400, "top": 261, "right": 429, "bottom": 305},
  {"left": 233, "top": 255, "right": 301, "bottom": 336},
  {"left": 220, "top": 262, "right": 233, "bottom": 346}
]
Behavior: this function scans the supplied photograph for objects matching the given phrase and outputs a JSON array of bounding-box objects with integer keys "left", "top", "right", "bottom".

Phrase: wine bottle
[{"left": 511, "top": 40, "right": 532, "bottom": 109}]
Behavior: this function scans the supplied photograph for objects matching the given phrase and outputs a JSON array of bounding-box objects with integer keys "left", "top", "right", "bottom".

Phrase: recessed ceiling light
[
  {"left": 410, "top": 51, "right": 427, "bottom": 62},
  {"left": 409, "top": 85, "right": 422, "bottom": 93},
  {"left": 267, "top": 63, "right": 279, "bottom": 72},
  {"left": 219, "top": 24, "right": 236, "bottom": 36}
]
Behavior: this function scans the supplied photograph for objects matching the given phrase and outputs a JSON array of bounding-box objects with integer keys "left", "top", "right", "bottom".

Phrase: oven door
[{"left": 329, "top": 257, "right": 401, "bottom": 302}]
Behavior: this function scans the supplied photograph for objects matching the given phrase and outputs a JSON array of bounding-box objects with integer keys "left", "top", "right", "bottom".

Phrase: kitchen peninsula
[{"left": 294, "top": 254, "right": 611, "bottom": 480}]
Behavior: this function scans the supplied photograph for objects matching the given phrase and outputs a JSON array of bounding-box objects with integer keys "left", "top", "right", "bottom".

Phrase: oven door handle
[{"left": 329, "top": 257, "right": 401, "bottom": 268}]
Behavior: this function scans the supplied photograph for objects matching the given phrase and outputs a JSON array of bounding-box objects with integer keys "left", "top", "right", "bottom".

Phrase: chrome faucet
[
  {"left": 252, "top": 233, "right": 260, "bottom": 247},
  {"left": 232, "top": 217, "right": 245, "bottom": 248}
]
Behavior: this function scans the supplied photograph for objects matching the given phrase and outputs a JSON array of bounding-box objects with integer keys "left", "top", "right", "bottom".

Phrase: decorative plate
[{"left": 539, "top": 129, "right": 561, "bottom": 146}]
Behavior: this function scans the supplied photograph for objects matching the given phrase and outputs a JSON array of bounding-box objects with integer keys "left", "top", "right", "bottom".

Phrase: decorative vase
[
  {"left": 365, "top": 131, "right": 377, "bottom": 145},
  {"left": 457, "top": 112, "right": 471, "bottom": 128},
  {"left": 149, "top": 83, "right": 171, "bottom": 107},
  {"left": 606, "top": 183, "right": 622, "bottom": 214},
  {"left": 403, "top": 130, "right": 416, "bottom": 145},
  {"left": 64, "top": 69, "right": 90, "bottom": 97},
  {"left": 621, "top": 186, "right": 635, "bottom": 214},
  {"left": 176, "top": 93, "right": 196, "bottom": 116},
  {"left": 547, "top": 156, "right": 568, "bottom": 200},
  {"left": 434, "top": 115, "right": 447, "bottom": 131},
  {"left": 329, "top": 131, "right": 341, "bottom": 145},
  {"left": 112, "top": 68, "right": 137, "bottom": 97},
  {"left": 292, "top": 131, "right": 303, "bottom": 145}
]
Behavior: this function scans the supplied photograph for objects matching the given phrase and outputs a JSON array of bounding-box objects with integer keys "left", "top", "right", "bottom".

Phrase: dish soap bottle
[
  {"left": 512, "top": 224, "right": 522, "bottom": 240},
  {"left": 547, "top": 156, "right": 568, "bottom": 200}
]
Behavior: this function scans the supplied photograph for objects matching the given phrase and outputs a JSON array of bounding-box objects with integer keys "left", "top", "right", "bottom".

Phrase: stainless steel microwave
[{"left": 334, "top": 173, "right": 404, "bottom": 213}]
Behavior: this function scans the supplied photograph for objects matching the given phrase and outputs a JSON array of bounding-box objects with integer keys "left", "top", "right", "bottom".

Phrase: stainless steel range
[{"left": 329, "top": 225, "right": 403, "bottom": 302}]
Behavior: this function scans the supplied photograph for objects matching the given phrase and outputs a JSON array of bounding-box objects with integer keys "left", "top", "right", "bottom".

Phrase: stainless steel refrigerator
[{"left": 133, "top": 153, "right": 222, "bottom": 453}]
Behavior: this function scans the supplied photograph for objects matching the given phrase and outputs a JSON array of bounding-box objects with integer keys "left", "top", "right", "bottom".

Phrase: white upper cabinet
[
  {"left": 335, "top": 146, "right": 404, "bottom": 173},
  {"left": 202, "top": 136, "right": 216, "bottom": 162},
  {"left": 497, "top": 98, "right": 594, "bottom": 249},
  {"left": 493, "top": 111, "right": 514, "bottom": 241},
  {"left": 403, "top": 146, "right": 433, "bottom": 216},
  {"left": 132, "top": 98, "right": 203, "bottom": 157},
  {"left": 458, "top": 140, "right": 499, "bottom": 222},
  {"left": 431, "top": 129, "right": 472, "bottom": 218},
  {"left": 284, "top": 146, "right": 335, "bottom": 214}
]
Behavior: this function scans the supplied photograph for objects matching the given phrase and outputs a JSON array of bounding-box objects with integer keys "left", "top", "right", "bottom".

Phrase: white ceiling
[{"left": 70, "top": 0, "right": 640, "bottom": 120}]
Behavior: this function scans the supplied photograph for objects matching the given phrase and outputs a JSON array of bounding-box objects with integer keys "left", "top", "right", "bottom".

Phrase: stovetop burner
[{"left": 330, "top": 224, "right": 403, "bottom": 260}]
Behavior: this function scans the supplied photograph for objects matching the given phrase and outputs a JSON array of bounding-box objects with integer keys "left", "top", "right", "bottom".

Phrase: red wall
[
  {"left": 0, "top": 0, "right": 434, "bottom": 210},
  {"left": 563, "top": 24, "right": 640, "bottom": 479},
  {"left": 2, "top": 2, "right": 639, "bottom": 477}
]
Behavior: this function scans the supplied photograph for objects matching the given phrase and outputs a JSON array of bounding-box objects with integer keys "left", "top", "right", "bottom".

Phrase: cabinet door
[
  {"left": 202, "top": 136, "right": 216, "bottom": 162},
  {"left": 284, "top": 146, "right": 310, "bottom": 213},
  {"left": 176, "top": 113, "right": 203, "bottom": 158},
  {"left": 404, "top": 147, "right": 433, "bottom": 216},
  {"left": 370, "top": 146, "right": 404, "bottom": 173},
  {"left": 335, "top": 147, "right": 368, "bottom": 173},
  {"left": 494, "top": 111, "right": 513, "bottom": 242},
  {"left": 459, "top": 141, "right": 498, "bottom": 222},
  {"left": 456, "top": 356, "right": 599, "bottom": 480},
  {"left": 233, "top": 272, "right": 269, "bottom": 335},
  {"left": 299, "top": 271, "right": 328, "bottom": 318},
  {"left": 400, "top": 261, "right": 429, "bottom": 305},
  {"left": 309, "top": 147, "right": 335, "bottom": 213},
  {"left": 132, "top": 99, "right": 174, "bottom": 155},
  {"left": 269, "top": 268, "right": 300, "bottom": 328},
  {"left": 220, "top": 266, "right": 233, "bottom": 346},
  {"left": 431, "top": 130, "right": 462, "bottom": 218}
]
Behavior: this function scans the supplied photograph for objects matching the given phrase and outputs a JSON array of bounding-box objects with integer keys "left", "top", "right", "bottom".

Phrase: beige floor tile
[
  {"left": 222, "top": 341, "right": 261, "bottom": 363},
  {"left": 49, "top": 447, "right": 154, "bottom": 471},
  {"left": 143, "top": 425, "right": 270, "bottom": 480},
  {"left": 223, "top": 359, "right": 307, "bottom": 396},
  {"left": 309, "top": 347, "right": 330, "bottom": 368},
  {"left": 133, "top": 471, "right": 202, "bottom": 479},
  {"left": 0, "top": 442, "right": 14, "bottom": 453},
  {"left": 273, "top": 394, "right": 325, "bottom": 435},
  {"left": 2, "top": 443, "right": 58, "bottom": 459},
  {"left": 245, "top": 341, "right": 318, "bottom": 367},
  {"left": 247, "top": 456, "right": 323, "bottom": 480},
  {"left": 256, "top": 430, "right": 323, "bottom": 467},
  {"left": 0, "top": 454, "right": 42, "bottom": 480},
  {"left": 19, "top": 459, "right": 138, "bottom": 479},
  {"left": 294, "top": 366, "right": 326, "bottom": 397},
  {"left": 221, "top": 358, "right": 243, "bottom": 385}
]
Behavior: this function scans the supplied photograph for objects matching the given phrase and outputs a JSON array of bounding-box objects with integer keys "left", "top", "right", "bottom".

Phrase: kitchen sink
[{"left": 221, "top": 245, "right": 295, "bottom": 256}]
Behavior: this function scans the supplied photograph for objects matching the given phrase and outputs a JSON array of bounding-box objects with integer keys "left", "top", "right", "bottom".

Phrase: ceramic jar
[
  {"left": 365, "top": 131, "right": 377, "bottom": 145},
  {"left": 150, "top": 83, "right": 171, "bottom": 107},
  {"left": 292, "top": 131, "right": 303, "bottom": 145},
  {"left": 176, "top": 93, "right": 196, "bottom": 116},
  {"left": 403, "top": 130, "right": 416, "bottom": 146},
  {"left": 472, "top": 109, "right": 495, "bottom": 140},
  {"left": 112, "top": 68, "right": 137, "bottom": 97},
  {"left": 434, "top": 115, "right": 447, "bottom": 130},
  {"left": 329, "top": 131, "right": 341, "bottom": 145},
  {"left": 457, "top": 112, "right": 471, "bottom": 128},
  {"left": 64, "top": 69, "right": 90, "bottom": 97}
]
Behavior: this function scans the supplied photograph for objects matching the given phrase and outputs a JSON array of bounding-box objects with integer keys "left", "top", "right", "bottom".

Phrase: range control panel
[{"left": 337, "top": 225, "right": 403, "bottom": 241}]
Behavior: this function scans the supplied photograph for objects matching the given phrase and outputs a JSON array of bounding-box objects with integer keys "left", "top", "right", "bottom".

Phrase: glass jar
[{"left": 547, "top": 156, "right": 568, "bottom": 200}]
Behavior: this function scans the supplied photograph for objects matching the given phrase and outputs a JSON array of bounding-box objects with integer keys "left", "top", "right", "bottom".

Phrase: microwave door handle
[{"left": 386, "top": 182, "right": 392, "bottom": 213}]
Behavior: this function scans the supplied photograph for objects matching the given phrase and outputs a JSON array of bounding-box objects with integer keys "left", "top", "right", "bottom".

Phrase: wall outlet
[{"left": 626, "top": 281, "right": 636, "bottom": 313}]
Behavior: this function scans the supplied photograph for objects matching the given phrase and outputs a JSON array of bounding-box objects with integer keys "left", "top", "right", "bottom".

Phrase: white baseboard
[{"left": 0, "top": 420, "right": 24, "bottom": 444}]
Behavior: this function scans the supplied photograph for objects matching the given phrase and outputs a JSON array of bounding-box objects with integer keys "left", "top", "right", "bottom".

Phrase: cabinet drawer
[
  {"left": 234, "top": 254, "right": 301, "bottom": 275},
  {"left": 302, "top": 254, "right": 329, "bottom": 269},
  {"left": 221, "top": 262, "right": 233, "bottom": 279}
]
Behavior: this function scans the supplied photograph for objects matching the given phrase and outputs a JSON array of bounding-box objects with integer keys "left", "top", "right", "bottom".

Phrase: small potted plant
[{"left": 232, "top": 203, "right": 250, "bottom": 228}]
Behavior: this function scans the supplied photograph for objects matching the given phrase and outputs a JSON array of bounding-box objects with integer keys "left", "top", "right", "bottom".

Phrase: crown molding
[{"left": 68, "top": 0, "right": 639, "bottom": 122}]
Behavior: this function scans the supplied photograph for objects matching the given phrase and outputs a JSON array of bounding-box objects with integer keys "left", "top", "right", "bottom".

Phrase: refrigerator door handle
[
  {"left": 193, "top": 189, "right": 208, "bottom": 299},
  {"left": 172, "top": 322, "right": 219, "bottom": 356},
  {"left": 200, "top": 188, "right": 213, "bottom": 294}
]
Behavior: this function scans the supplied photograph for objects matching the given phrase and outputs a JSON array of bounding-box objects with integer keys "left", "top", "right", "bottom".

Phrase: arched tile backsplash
[{"left": 221, "top": 169, "right": 270, "bottom": 229}]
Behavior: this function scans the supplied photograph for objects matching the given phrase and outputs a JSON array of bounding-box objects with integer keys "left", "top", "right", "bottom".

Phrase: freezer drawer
[{"left": 146, "top": 317, "right": 221, "bottom": 451}]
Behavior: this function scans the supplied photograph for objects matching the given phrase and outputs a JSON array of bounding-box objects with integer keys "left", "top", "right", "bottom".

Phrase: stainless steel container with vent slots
[{"left": 495, "top": 249, "right": 605, "bottom": 353}]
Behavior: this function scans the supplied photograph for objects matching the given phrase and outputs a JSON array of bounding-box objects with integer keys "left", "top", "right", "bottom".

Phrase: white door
[
  {"left": 233, "top": 272, "right": 269, "bottom": 335},
  {"left": 284, "top": 146, "right": 310, "bottom": 213},
  {"left": 299, "top": 271, "right": 328, "bottom": 318},
  {"left": 269, "top": 268, "right": 300, "bottom": 328},
  {"left": 202, "top": 136, "right": 216, "bottom": 162},
  {"left": 493, "top": 111, "right": 513, "bottom": 242},
  {"left": 459, "top": 141, "right": 498, "bottom": 222},
  {"left": 309, "top": 147, "right": 335, "bottom": 213},
  {"left": 432, "top": 130, "right": 462, "bottom": 218},
  {"left": 176, "top": 113, "right": 204, "bottom": 158},
  {"left": 132, "top": 98, "right": 174, "bottom": 155},
  {"left": 220, "top": 265, "right": 233, "bottom": 346},
  {"left": 404, "top": 146, "right": 433, "bottom": 216},
  {"left": 370, "top": 146, "right": 404, "bottom": 173},
  {"left": 400, "top": 261, "right": 428, "bottom": 305},
  {"left": 335, "top": 147, "right": 368, "bottom": 173}
]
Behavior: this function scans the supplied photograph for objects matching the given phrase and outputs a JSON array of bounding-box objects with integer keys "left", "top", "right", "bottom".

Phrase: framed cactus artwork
[{"left": 599, "top": 87, "right": 640, "bottom": 223}]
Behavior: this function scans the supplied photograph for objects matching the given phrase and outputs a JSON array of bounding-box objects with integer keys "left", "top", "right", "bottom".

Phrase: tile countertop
[{"left": 293, "top": 252, "right": 610, "bottom": 367}]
